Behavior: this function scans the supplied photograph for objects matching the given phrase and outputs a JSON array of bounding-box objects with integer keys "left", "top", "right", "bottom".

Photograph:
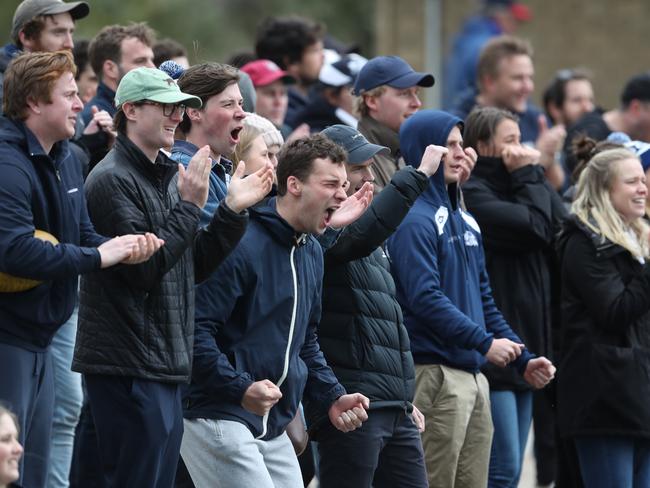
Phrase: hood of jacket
[{"left": 399, "top": 109, "right": 463, "bottom": 208}]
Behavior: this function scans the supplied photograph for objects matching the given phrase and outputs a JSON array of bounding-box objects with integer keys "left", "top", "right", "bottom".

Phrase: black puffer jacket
[
  {"left": 463, "top": 157, "right": 566, "bottom": 390},
  {"left": 73, "top": 135, "right": 248, "bottom": 383},
  {"left": 557, "top": 216, "right": 650, "bottom": 439},
  {"left": 309, "top": 166, "right": 428, "bottom": 430}
]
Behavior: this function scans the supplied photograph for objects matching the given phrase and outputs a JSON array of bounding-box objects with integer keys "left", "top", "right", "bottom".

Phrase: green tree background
[{"left": 2, "top": 0, "right": 375, "bottom": 62}]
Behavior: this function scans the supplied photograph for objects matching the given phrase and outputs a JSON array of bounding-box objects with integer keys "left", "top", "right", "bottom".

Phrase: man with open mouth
[
  {"left": 171, "top": 62, "right": 248, "bottom": 227},
  {"left": 181, "top": 134, "right": 371, "bottom": 488}
]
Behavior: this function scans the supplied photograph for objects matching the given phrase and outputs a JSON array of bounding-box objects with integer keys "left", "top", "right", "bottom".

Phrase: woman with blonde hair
[
  {"left": 233, "top": 113, "right": 284, "bottom": 185},
  {"left": 557, "top": 147, "right": 650, "bottom": 487}
]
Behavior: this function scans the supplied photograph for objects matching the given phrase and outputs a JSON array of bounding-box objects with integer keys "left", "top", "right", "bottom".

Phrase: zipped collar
[
  {"left": 250, "top": 198, "right": 310, "bottom": 249},
  {"left": 0, "top": 117, "right": 70, "bottom": 171},
  {"left": 94, "top": 82, "right": 117, "bottom": 115},
  {"left": 114, "top": 134, "right": 178, "bottom": 184},
  {"left": 171, "top": 139, "right": 233, "bottom": 174}
]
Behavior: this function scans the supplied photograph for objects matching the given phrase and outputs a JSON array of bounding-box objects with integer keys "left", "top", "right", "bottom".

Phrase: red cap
[
  {"left": 510, "top": 2, "right": 532, "bottom": 22},
  {"left": 240, "top": 60, "right": 295, "bottom": 88}
]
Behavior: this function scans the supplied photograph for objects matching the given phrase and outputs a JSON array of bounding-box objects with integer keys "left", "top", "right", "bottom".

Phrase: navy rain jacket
[
  {"left": 184, "top": 198, "right": 345, "bottom": 440},
  {"left": 0, "top": 117, "right": 105, "bottom": 350}
]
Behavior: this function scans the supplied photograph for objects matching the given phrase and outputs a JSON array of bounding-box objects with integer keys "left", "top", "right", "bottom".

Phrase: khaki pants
[{"left": 414, "top": 364, "right": 493, "bottom": 488}]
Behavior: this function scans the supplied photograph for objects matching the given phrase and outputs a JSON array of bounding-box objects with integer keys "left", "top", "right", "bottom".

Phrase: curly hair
[
  {"left": 255, "top": 16, "right": 324, "bottom": 69},
  {"left": 276, "top": 134, "right": 346, "bottom": 196}
]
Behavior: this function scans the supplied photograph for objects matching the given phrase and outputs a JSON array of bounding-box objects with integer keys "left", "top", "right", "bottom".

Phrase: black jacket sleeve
[
  {"left": 192, "top": 202, "right": 248, "bottom": 284},
  {"left": 326, "top": 166, "right": 429, "bottom": 262}
]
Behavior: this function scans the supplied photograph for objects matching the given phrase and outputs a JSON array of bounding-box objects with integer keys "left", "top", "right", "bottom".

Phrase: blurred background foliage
[{"left": 2, "top": 0, "right": 376, "bottom": 62}]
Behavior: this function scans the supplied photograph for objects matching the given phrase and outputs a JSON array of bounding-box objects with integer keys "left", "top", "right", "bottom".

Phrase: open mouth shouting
[
  {"left": 323, "top": 205, "right": 340, "bottom": 228},
  {"left": 230, "top": 126, "right": 243, "bottom": 145}
]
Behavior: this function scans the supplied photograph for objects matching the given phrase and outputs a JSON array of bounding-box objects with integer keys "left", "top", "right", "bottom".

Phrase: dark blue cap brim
[
  {"left": 388, "top": 72, "right": 435, "bottom": 89},
  {"left": 347, "top": 142, "right": 390, "bottom": 164}
]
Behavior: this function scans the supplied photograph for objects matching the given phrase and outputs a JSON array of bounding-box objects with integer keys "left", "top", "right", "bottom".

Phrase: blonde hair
[
  {"left": 231, "top": 125, "right": 266, "bottom": 167},
  {"left": 355, "top": 85, "right": 386, "bottom": 116},
  {"left": 572, "top": 148, "right": 650, "bottom": 259}
]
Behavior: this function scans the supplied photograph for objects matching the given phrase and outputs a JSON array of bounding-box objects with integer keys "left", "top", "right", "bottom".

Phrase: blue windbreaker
[{"left": 184, "top": 198, "right": 345, "bottom": 439}]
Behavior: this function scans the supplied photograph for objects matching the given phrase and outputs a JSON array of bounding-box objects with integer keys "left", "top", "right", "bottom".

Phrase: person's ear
[
  {"left": 25, "top": 96, "right": 42, "bottom": 115},
  {"left": 122, "top": 102, "right": 139, "bottom": 121},
  {"left": 286, "top": 175, "right": 302, "bottom": 196},
  {"left": 186, "top": 107, "right": 202, "bottom": 122},
  {"left": 364, "top": 94, "right": 379, "bottom": 113},
  {"left": 103, "top": 59, "right": 119, "bottom": 83},
  {"left": 18, "top": 30, "right": 37, "bottom": 51}
]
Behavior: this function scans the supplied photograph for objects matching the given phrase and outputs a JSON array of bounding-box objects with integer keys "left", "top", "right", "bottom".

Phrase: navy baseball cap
[
  {"left": 352, "top": 56, "right": 434, "bottom": 96},
  {"left": 321, "top": 125, "right": 389, "bottom": 164}
]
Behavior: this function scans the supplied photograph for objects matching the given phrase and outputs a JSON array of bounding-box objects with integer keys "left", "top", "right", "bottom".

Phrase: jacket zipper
[{"left": 257, "top": 244, "right": 299, "bottom": 439}]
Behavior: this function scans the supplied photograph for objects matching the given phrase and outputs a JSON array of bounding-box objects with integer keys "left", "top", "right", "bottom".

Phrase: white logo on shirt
[
  {"left": 435, "top": 206, "right": 448, "bottom": 236},
  {"left": 464, "top": 231, "right": 479, "bottom": 247}
]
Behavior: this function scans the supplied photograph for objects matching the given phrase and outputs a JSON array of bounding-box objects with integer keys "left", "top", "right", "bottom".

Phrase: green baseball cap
[{"left": 115, "top": 67, "right": 202, "bottom": 110}]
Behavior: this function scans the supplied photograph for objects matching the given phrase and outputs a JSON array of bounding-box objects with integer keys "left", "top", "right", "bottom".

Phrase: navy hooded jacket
[
  {"left": 0, "top": 117, "right": 106, "bottom": 351},
  {"left": 184, "top": 198, "right": 345, "bottom": 440},
  {"left": 386, "top": 110, "right": 532, "bottom": 373}
]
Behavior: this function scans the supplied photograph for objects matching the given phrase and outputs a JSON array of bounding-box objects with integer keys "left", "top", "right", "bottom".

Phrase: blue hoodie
[
  {"left": 386, "top": 110, "right": 532, "bottom": 372},
  {"left": 184, "top": 198, "right": 345, "bottom": 440},
  {"left": 0, "top": 117, "right": 106, "bottom": 351}
]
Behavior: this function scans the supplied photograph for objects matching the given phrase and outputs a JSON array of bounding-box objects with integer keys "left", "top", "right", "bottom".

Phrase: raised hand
[
  {"left": 523, "top": 356, "right": 556, "bottom": 389},
  {"left": 328, "top": 181, "right": 373, "bottom": 229},
  {"left": 485, "top": 338, "right": 525, "bottom": 367},
  {"left": 417, "top": 144, "right": 448, "bottom": 177},
  {"left": 83, "top": 105, "right": 117, "bottom": 145},
  {"left": 178, "top": 145, "right": 211, "bottom": 208},
  {"left": 502, "top": 144, "right": 541, "bottom": 172},
  {"left": 328, "top": 393, "right": 370, "bottom": 433},
  {"left": 225, "top": 161, "right": 274, "bottom": 213},
  {"left": 241, "top": 379, "right": 283, "bottom": 417},
  {"left": 535, "top": 115, "right": 566, "bottom": 169},
  {"left": 459, "top": 147, "right": 478, "bottom": 184}
]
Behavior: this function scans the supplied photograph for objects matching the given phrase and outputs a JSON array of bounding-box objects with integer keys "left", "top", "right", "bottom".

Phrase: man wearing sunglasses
[{"left": 72, "top": 67, "right": 274, "bottom": 487}]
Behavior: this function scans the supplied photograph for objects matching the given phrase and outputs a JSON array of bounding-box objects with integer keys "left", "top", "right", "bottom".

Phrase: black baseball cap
[{"left": 321, "top": 125, "right": 389, "bottom": 164}]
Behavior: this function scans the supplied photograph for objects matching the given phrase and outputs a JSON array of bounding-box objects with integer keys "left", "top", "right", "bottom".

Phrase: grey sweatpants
[{"left": 181, "top": 418, "right": 303, "bottom": 488}]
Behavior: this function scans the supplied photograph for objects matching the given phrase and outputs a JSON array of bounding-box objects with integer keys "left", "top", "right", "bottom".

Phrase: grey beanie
[{"left": 243, "top": 112, "right": 284, "bottom": 147}]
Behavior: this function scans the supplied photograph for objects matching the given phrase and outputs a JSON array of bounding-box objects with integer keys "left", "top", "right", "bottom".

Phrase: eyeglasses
[{"left": 136, "top": 100, "right": 186, "bottom": 117}]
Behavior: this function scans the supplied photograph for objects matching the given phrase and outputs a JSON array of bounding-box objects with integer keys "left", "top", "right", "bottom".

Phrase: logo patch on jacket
[
  {"left": 464, "top": 231, "right": 479, "bottom": 247},
  {"left": 435, "top": 206, "right": 448, "bottom": 236},
  {"left": 461, "top": 210, "right": 481, "bottom": 234}
]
